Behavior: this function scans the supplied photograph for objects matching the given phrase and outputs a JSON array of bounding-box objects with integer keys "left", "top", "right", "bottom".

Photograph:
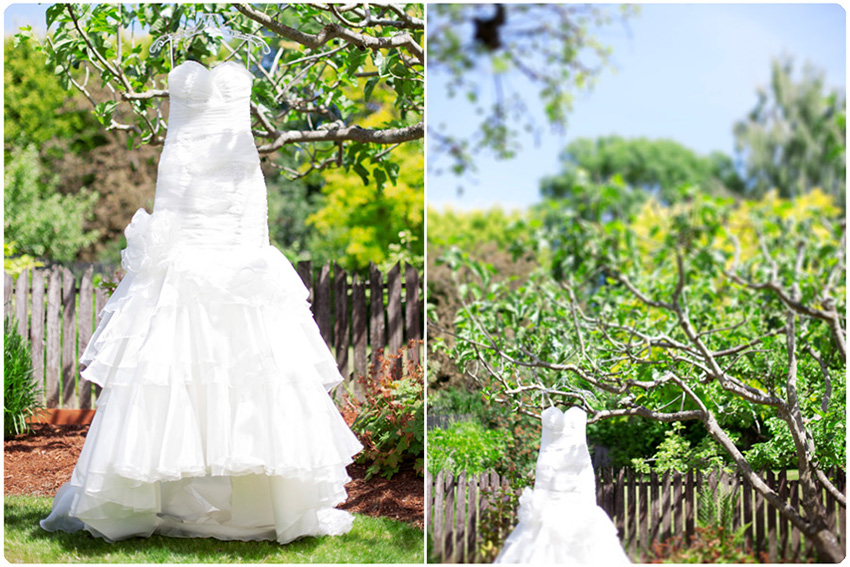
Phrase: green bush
[
  {"left": 631, "top": 422, "right": 732, "bottom": 474},
  {"left": 427, "top": 385, "right": 540, "bottom": 478},
  {"left": 4, "top": 317, "right": 42, "bottom": 437},
  {"left": 427, "top": 420, "right": 509, "bottom": 476},
  {"left": 4, "top": 144, "right": 100, "bottom": 262},
  {"left": 349, "top": 341, "right": 424, "bottom": 480}
]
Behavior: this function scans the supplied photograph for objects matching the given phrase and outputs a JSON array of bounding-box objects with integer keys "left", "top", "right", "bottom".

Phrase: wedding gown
[
  {"left": 40, "top": 60, "right": 363, "bottom": 544},
  {"left": 495, "top": 406, "right": 630, "bottom": 564}
]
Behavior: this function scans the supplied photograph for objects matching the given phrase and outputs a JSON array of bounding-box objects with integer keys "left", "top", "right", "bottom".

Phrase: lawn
[{"left": 4, "top": 495, "right": 424, "bottom": 563}]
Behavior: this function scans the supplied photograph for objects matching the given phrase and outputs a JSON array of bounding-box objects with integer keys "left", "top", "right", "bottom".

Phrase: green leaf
[
  {"left": 384, "top": 161, "right": 400, "bottom": 186},
  {"left": 92, "top": 100, "right": 118, "bottom": 126},
  {"left": 352, "top": 162, "right": 370, "bottom": 185},
  {"left": 346, "top": 46, "right": 368, "bottom": 75},
  {"left": 46, "top": 4, "right": 66, "bottom": 29},
  {"left": 364, "top": 76, "right": 380, "bottom": 103}
]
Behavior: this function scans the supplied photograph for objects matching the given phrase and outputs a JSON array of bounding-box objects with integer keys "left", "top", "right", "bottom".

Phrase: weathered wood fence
[
  {"left": 427, "top": 468, "right": 846, "bottom": 563},
  {"left": 3, "top": 261, "right": 422, "bottom": 410}
]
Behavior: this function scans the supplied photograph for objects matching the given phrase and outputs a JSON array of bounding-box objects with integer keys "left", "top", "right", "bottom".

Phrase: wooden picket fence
[
  {"left": 3, "top": 261, "right": 422, "bottom": 410},
  {"left": 427, "top": 468, "right": 846, "bottom": 563}
]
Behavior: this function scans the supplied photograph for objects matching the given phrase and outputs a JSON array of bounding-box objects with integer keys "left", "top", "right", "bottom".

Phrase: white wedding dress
[
  {"left": 495, "top": 406, "right": 630, "bottom": 564},
  {"left": 40, "top": 61, "right": 363, "bottom": 544}
]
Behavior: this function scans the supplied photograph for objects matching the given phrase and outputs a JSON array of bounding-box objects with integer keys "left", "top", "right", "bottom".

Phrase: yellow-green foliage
[
  {"left": 4, "top": 243, "right": 42, "bottom": 279},
  {"left": 306, "top": 81, "right": 423, "bottom": 272},
  {"left": 307, "top": 140, "right": 423, "bottom": 271},
  {"left": 426, "top": 205, "right": 529, "bottom": 249}
]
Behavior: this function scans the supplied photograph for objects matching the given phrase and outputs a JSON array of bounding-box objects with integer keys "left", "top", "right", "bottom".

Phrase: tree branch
[
  {"left": 234, "top": 3, "right": 424, "bottom": 65},
  {"left": 256, "top": 121, "right": 423, "bottom": 154}
]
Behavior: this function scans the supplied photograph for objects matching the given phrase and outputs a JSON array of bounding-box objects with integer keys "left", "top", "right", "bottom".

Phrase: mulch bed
[{"left": 5, "top": 423, "right": 424, "bottom": 531}]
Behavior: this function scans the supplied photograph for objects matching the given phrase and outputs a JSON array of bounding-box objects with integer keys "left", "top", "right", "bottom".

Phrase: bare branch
[
  {"left": 234, "top": 3, "right": 424, "bottom": 65},
  {"left": 256, "top": 121, "right": 423, "bottom": 154}
]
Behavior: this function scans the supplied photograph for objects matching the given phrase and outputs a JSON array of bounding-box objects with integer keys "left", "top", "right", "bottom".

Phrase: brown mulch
[{"left": 4, "top": 423, "right": 424, "bottom": 531}]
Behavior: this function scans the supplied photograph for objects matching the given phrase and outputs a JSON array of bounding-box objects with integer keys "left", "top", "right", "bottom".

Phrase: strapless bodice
[
  {"left": 534, "top": 406, "right": 596, "bottom": 500},
  {"left": 166, "top": 61, "right": 253, "bottom": 136},
  {"left": 146, "top": 60, "right": 267, "bottom": 253}
]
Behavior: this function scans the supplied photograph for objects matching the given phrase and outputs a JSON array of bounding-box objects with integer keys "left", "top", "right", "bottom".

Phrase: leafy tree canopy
[
  {"left": 542, "top": 136, "right": 745, "bottom": 203},
  {"left": 3, "top": 38, "right": 106, "bottom": 156},
  {"left": 734, "top": 56, "right": 846, "bottom": 207},
  {"left": 15, "top": 3, "right": 423, "bottom": 183}
]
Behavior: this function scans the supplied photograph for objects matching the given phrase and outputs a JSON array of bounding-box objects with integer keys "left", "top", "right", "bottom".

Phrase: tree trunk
[
  {"left": 703, "top": 414, "right": 845, "bottom": 562},
  {"left": 808, "top": 525, "right": 845, "bottom": 563}
]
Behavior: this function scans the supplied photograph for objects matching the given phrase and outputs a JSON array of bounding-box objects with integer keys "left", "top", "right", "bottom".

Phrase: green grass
[{"left": 4, "top": 495, "right": 424, "bottom": 563}]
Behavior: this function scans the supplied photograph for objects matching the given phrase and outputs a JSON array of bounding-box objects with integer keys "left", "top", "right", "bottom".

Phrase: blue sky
[
  {"left": 4, "top": 3, "right": 47, "bottom": 35},
  {"left": 427, "top": 3, "right": 846, "bottom": 210}
]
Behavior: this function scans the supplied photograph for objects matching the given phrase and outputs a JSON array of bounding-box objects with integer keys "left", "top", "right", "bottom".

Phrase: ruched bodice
[
  {"left": 153, "top": 61, "right": 267, "bottom": 251},
  {"left": 534, "top": 406, "right": 596, "bottom": 502}
]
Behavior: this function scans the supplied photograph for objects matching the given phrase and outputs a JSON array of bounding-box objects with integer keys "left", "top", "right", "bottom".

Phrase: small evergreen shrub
[
  {"left": 349, "top": 340, "right": 424, "bottom": 480},
  {"left": 4, "top": 317, "right": 42, "bottom": 437}
]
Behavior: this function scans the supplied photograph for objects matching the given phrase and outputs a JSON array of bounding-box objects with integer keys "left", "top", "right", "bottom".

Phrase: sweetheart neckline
[{"left": 169, "top": 60, "right": 254, "bottom": 80}]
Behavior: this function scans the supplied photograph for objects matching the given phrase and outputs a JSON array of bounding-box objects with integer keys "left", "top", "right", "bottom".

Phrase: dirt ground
[{"left": 4, "top": 423, "right": 424, "bottom": 531}]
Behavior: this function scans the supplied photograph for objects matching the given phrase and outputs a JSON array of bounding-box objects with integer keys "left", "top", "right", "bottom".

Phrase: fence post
[
  {"left": 386, "top": 262, "right": 402, "bottom": 352},
  {"left": 78, "top": 267, "right": 94, "bottom": 410},
  {"left": 685, "top": 470, "right": 695, "bottom": 542},
  {"left": 673, "top": 471, "right": 683, "bottom": 542},
  {"left": 765, "top": 470, "right": 777, "bottom": 562},
  {"left": 369, "top": 262, "right": 385, "bottom": 366},
  {"left": 45, "top": 268, "right": 61, "bottom": 408},
  {"left": 467, "top": 472, "right": 479, "bottom": 562},
  {"left": 61, "top": 267, "right": 76, "bottom": 408},
  {"left": 314, "top": 263, "right": 332, "bottom": 346},
  {"left": 4, "top": 272, "right": 13, "bottom": 321},
  {"left": 404, "top": 263, "right": 420, "bottom": 363},
  {"left": 661, "top": 470, "right": 671, "bottom": 542},
  {"left": 351, "top": 274, "right": 367, "bottom": 379},
  {"left": 433, "top": 470, "right": 446, "bottom": 561},
  {"left": 444, "top": 471, "right": 456, "bottom": 562},
  {"left": 456, "top": 471, "right": 467, "bottom": 562},
  {"left": 31, "top": 269, "right": 45, "bottom": 405},
  {"left": 333, "top": 263, "right": 349, "bottom": 378},
  {"left": 625, "top": 468, "right": 637, "bottom": 556},
  {"left": 615, "top": 468, "right": 626, "bottom": 543},
  {"left": 15, "top": 268, "right": 28, "bottom": 339},
  {"left": 649, "top": 470, "right": 660, "bottom": 547},
  {"left": 638, "top": 470, "right": 649, "bottom": 561}
]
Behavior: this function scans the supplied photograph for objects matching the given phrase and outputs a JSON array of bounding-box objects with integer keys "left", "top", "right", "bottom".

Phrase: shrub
[
  {"left": 4, "top": 317, "right": 42, "bottom": 437},
  {"left": 649, "top": 525, "right": 758, "bottom": 563},
  {"left": 427, "top": 388, "right": 541, "bottom": 478},
  {"left": 4, "top": 144, "right": 100, "bottom": 263},
  {"left": 427, "top": 420, "right": 509, "bottom": 476},
  {"left": 349, "top": 340, "right": 424, "bottom": 480}
]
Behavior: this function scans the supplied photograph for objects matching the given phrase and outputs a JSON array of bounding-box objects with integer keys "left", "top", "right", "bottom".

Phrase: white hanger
[{"left": 150, "top": 13, "right": 271, "bottom": 70}]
